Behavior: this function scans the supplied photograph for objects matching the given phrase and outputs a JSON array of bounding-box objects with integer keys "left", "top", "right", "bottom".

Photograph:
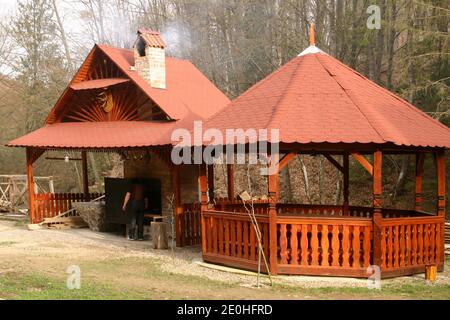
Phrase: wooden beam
[
  {"left": 351, "top": 152, "right": 373, "bottom": 176},
  {"left": 277, "top": 153, "right": 297, "bottom": 173},
  {"left": 372, "top": 150, "right": 383, "bottom": 268},
  {"left": 227, "top": 164, "right": 234, "bottom": 201},
  {"left": 171, "top": 164, "right": 182, "bottom": 247},
  {"left": 415, "top": 153, "right": 425, "bottom": 211},
  {"left": 81, "top": 151, "right": 90, "bottom": 201},
  {"left": 324, "top": 154, "right": 344, "bottom": 173},
  {"left": 436, "top": 151, "right": 446, "bottom": 217},
  {"left": 26, "top": 148, "right": 36, "bottom": 224},
  {"left": 436, "top": 150, "right": 446, "bottom": 265},
  {"left": 207, "top": 165, "right": 214, "bottom": 202},
  {"left": 199, "top": 164, "right": 208, "bottom": 255},
  {"left": 268, "top": 173, "right": 279, "bottom": 276},
  {"left": 343, "top": 153, "right": 350, "bottom": 215}
]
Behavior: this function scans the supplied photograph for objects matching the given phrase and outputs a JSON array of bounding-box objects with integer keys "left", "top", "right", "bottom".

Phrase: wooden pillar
[
  {"left": 227, "top": 164, "right": 234, "bottom": 201},
  {"left": 81, "top": 151, "right": 90, "bottom": 201},
  {"left": 26, "top": 148, "right": 36, "bottom": 224},
  {"left": 268, "top": 173, "right": 279, "bottom": 275},
  {"left": 207, "top": 164, "right": 214, "bottom": 202},
  {"left": 436, "top": 151, "right": 446, "bottom": 217},
  {"left": 372, "top": 150, "right": 383, "bottom": 268},
  {"left": 436, "top": 150, "right": 446, "bottom": 266},
  {"left": 199, "top": 164, "right": 208, "bottom": 255},
  {"left": 171, "top": 164, "right": 182, "bottom": 247},
  {"left": 415, "top": 153, "right": 425, "bottom": 211},
  {"left": 343, "top": 152, "right": 350, "bottom": 215}
]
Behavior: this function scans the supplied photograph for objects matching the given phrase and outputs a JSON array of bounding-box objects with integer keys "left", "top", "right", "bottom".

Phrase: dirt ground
[{"left": 0, "top": 218, "right": 449, "bottom": 300}]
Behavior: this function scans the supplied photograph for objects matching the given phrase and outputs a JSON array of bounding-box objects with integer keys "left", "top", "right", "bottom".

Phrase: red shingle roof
[
  {"left": 97, "top": 45, "right": 230, "bottom": 120},
  {"left": 202, "top": 48, "right": 450, "bottom": 148},
  {"left": 69, "top": 78, "right": 129, "bottom": 90},
  {"left": 7, "top": 43, "right": 230, "bottom": 149},
  {"left": 8, "top": 121, "right": 177, "bottom": 149}
]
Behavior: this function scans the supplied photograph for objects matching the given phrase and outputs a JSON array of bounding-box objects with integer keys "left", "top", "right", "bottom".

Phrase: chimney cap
[{"left": 136, "top": 28, "right": 166, "bottom": 48}]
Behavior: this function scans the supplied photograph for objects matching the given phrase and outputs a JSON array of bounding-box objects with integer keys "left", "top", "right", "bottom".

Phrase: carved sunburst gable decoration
[{"left": 95, "top": 89, "right": 114, "bottom": 113}]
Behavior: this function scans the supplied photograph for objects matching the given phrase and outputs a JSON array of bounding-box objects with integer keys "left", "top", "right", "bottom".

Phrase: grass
[
  {"left": 2, "top": 257, "right": 450, "bottom": 300},
  {"left": 0, "top": 272, "right": 148, "bottom": 300}
]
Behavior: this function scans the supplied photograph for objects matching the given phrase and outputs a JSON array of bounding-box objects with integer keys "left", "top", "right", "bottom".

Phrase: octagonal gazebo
[{"left": 191, "top": 29, "right": 450, "bottom": 278}]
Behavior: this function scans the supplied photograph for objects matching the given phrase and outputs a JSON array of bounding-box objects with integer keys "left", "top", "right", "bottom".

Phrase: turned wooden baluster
[{"left": 322, "top": 225, "right": 330, "bottom": 267}]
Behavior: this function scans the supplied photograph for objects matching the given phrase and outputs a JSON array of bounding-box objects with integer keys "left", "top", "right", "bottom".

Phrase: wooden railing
[
  {"left": 177, "top": 203, "right": 201, "bottom": 246},
  {"left": 276, "top": 215, "right": 373, "bottom": 277},
  {"left": 379, "top": 215, "right": 444, "bottom": 277},
  {"left": 212, "top": 200, "right": 426, "bottom": 219},
  {"left": 200, "top": 204, "right": 445, "bottom": 278},
  {"left": 32, "top": 192, "right": 103, "bottom": 223},
  {"left": 202, "top": 210, "right": 270, "bottom": 271}
]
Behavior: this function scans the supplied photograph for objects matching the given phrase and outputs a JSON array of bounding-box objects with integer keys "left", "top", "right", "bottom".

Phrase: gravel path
[{"left": 1, "top": 219, "right": 449, "bottom": 293}]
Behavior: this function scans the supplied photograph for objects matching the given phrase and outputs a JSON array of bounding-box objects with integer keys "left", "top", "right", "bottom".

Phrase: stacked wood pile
[
  {"left": 40, "top": 215, "right": 88, "bottom": 229},
  {"left": 445, "top": 223, "right": 450, "bottom": 257},
  {"left": 28, "top": 209, "right": 88, "bottom": 230},
  {"left": 446, "top": 223, "right": 450, "bottom": 243}
]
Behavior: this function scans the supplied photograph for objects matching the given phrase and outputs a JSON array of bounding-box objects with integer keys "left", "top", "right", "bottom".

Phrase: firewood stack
[{"left": 445, "top": 222, "right": 450, "bottom": 257}]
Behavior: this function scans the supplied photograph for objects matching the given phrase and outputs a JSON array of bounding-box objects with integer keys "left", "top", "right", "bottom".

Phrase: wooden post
[
  {"left": 227, "top": 164, "right": 234, "bottom": 201},
  {"left": 436, "top": 151, "right": 446, "bottom": 217},
  {"left": 26, "top": 148, "right": 36, "bottom": 224},
  {"left": 81, "top": 151, "right": 90, "bottom": 201},
  {"left": 436, "top": 150, "right": 446, "bottom": 266},
  {"left": 199, "top": 164, "right": 208, "bottom": 256},
  {"left": 268, "top": 172, "right": 279, "bottom": 275},
  {"left": 171, "top": 164, "right": 182, "bottom": 247},
  {"left": 372, "top": 150, "right": 383, "bottom": 269},
  {"left": 207, "top": 164, "right": 214, "bottom": 202},
  {"left": 343, "top": 152, "right": 350, "bottom": 215},
  {"left": 415, "top": 153, "right": 425, "bottom": 211}
]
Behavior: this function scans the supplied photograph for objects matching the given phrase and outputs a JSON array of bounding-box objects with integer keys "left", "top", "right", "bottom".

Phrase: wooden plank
[
  {"left": 324, "top": 154, "right": 344, "bottom": 173},
  {"left": 351, "top": 153, "right": 373, "bottom": 176},
  {"left": 332, "top": 225, "right": 340, "bottom": 267},
  {"left": 227, "top": 164, "right": 234, "bottom": 201},
  {"left": 290, "top": 224, "right": 299, "bottom": 265},
  {"left": 279, "top": 224, "right": 288, "bottom": 264},
  {"left": 236, "top": 220, "right": 242, "bottom": 258},
  {"left": 277, "top": 153, "right": 297, "bottom": 172}
]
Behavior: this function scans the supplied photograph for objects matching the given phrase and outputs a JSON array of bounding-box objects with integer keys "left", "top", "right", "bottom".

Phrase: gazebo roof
[{"left": 201, "top": 46, "right": 450, "bottom": 149}]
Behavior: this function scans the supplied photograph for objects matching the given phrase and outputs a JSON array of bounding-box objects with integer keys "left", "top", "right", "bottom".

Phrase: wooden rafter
[
  {"left": 323, "top": 154, "right": 344, "bottom": 173},
  {"left": 351, "top": 152, "right": 373, "bottom": 175},
  {"left": 277, "top": 153, "right": 297, "bottom": 173}
]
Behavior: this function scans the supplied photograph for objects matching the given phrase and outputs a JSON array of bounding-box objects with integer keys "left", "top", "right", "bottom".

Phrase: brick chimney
[{"left": 133, "top": 29, "right": 166, "bottom": 89}]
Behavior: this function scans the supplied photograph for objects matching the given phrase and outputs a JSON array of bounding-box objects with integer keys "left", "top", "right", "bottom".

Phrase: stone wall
[{"left": 123, "top": 151, "right": 200, "bottom": 237}]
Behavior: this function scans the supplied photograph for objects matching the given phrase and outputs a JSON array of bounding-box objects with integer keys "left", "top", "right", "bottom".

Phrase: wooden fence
[
  {"left": 379, "top": 215, "right": 444, "bottom": 277},
  {"left": 202, "top": 210, "right": 270, "bottom": 271},
  {"left": 177, "top": 203, "right": 202, "bottom": 246},
  {"left": 32, "top": 192, "right": 103, "bottom": 223},
  {"left": 201, "top": 206, "right": 445, "bottom": 278},
  {"left": 275, "top": 215, "right": 373, "bottom": 277}
]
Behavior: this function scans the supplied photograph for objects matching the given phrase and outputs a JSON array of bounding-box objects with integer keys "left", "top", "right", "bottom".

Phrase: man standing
[{"left": 122, "top": 178, "right": 148, "bottom": 241}]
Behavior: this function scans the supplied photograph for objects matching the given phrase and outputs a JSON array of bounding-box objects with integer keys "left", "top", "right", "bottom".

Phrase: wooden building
[
  {"left": 7, "top": 29, "right": 229, "bottom": 247},
  {"left": 194, "top": 28, "right": 450, "bottom": 278},
  {"left": 7, "top": 27, "right": 450, "bottom": 278}
]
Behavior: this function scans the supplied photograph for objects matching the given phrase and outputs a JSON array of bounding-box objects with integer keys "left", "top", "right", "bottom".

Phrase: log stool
[{"left": 151, "top": 217, "right": 167, "bottom": 249}]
